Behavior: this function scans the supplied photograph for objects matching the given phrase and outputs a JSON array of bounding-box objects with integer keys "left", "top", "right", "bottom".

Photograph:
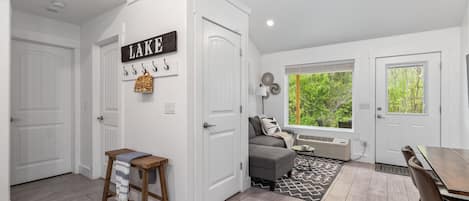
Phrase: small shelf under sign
[{"left": 122, "top": 59, "right": 178, "bottom": 81}]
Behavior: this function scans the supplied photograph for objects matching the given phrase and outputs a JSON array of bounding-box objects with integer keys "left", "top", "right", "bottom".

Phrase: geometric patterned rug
[{"left": 252, "top": 155, "right": 344, "bottom": 201}]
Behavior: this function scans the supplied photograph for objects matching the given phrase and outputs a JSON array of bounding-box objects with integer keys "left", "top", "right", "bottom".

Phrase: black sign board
[{"left": 121, "top": 31, "right": 177, "bottom": 62}]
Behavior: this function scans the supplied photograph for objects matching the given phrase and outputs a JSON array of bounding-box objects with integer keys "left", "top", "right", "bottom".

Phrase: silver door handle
[
  {"left": 97, "top": 115, "right": 104, "bottom": 121},
  {"left": 203, "top": 122, "right": 216, "bottom": 128},
  {"left": 376, "top": 114, "right": 385, "bottom": 119}
]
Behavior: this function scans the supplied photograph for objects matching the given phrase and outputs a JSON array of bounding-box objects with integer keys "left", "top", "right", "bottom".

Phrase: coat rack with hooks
[{"left": 122, "top": 58, "right": 178, "bottom": 81}]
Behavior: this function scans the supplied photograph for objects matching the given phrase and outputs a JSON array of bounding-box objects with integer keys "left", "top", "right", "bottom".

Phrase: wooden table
[{"left": 418, "top": 146, "right": 469, "bottom": 197}]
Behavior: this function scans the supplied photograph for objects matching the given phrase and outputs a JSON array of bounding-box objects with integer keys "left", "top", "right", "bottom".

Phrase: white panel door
[
  {"left": 202, "top": 19, "right": 241, "bottom": 201},
  {"left": 376, "top": 53, "right": 441, "bottom": 166},
  {"left": 10, "top": 40, "right": 72, "bottom": 185},
  {"left": 98, "top": 42, "right": 121, "bottom": 177}
]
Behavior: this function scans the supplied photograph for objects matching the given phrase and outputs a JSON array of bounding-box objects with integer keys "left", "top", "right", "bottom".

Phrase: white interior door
[
  {"left": 10, "top": 40, "right": 73, "bottom": 185},
  {"left": 202, "top": 19, "right": 242, "bottom": 201},
  {"left": 376, "top": 53, "right": 441, "bottom": 166},
  {"left": 98, "top": 42, "right": 121, "bottom": 177}
]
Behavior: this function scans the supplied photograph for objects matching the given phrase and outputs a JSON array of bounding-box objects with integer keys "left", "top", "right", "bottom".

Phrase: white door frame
[
  {"left": 10, "top": 30, "right": 81, "bottom": 175},
  {"left": 91, "top": 35, "right": 124, "bottom": 179},
  {"left": 192, "top": 15, "right": 249, "bottom": 201},
  {"left": 373, "top": 51, "right": 442, "bottom": 163}
]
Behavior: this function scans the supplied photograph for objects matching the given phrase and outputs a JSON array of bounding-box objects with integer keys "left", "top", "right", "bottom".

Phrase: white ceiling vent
[{"left": 46, "top": 1, "right": 66, "bottom": 13}]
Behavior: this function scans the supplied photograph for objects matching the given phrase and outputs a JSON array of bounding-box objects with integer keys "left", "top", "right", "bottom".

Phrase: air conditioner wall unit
[{"left": 295, "top": 135, "right": 351, "bottom": 161}]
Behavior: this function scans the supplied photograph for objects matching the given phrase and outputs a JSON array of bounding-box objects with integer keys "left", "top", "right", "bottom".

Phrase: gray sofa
[{"left": 248, "top": 116, "right": 296, "bottom": 191}]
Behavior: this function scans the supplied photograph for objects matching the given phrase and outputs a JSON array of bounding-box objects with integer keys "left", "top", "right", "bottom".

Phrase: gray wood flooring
[{"left": 11, "top": 162, "right": 419, "bottom": 201}]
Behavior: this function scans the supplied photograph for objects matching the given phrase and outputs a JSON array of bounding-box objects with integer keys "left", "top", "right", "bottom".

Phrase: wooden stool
[{"left": 102, "top": 148, "right": 169, "bottom": 201}]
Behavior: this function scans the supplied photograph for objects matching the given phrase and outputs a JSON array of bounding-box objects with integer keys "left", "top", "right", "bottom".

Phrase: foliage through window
[
  {"left": 288, "top": 71, "right": 353, "bottom": 129},
  {"left": 387, "top": 65, "right": 425, "bottom": 114}
]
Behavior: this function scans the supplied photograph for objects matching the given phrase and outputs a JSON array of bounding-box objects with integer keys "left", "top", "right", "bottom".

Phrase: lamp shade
[{"left": 256, "top": 85, "right": 268, "bottom": 97}]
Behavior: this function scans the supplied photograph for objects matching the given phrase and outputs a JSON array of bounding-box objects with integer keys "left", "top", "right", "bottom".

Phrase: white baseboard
[
  {"left": 242, "top": 176, "right": 251, "bottom": 191},
  {"left": 78, "top": 164, "right": 92, "bottom": 178}
]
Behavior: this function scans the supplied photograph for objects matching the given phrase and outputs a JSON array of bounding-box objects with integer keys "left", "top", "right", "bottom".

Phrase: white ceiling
[
  {"left": 239, "top": 0, "right": 468, "bottom": 53},
  {"left": 12, "top": 0, "right": 126, "bottom": 25}
]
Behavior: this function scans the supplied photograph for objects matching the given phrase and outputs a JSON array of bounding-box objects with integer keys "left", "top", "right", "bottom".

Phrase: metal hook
[
  {"left": 141, "top": 63, "right": 148, "bottom": 73},
  {"left": 163, "top": 58, "right": 170, "bottom": 70},
  {"left": 131, "top": 64, "right": 137, "bottom": 75},
  {"left": 122, "top": 65, "right": 129, "bottom": 76},
  {"left": 152, "top": 60, "right": 158, "bottom": 72}
]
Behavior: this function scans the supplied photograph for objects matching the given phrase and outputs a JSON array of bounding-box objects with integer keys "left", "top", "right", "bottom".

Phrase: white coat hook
[
  {"left": 122, "top": 65, "right": 129, "bottom": 76},
  {"left": 152, "top": 60, "right": 158, "bottom": 72},
  {"left": 163, "top": 58, "right": 170, "bottom": 70},
  {"left": 141, "top": 63, "right": 148, "bottom": 73},
  {"left": 131, "top": 64, "right": 137, "bottom": 75}
]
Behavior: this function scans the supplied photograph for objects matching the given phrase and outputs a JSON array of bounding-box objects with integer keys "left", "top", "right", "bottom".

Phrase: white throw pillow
[{"left": 260, "top": 116, "right": 282, "bottom": 136}]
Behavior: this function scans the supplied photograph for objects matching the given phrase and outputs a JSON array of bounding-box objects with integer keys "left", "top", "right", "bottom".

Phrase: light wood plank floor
[
  {"left": 229, "top": 162, "right": 419, "bottom": 201},
  {"left": 11, "top": 162, "right": 419, "bottom": 201}
]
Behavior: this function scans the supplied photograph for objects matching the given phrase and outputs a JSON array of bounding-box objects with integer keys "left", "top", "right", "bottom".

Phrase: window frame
[{"left": 283, "top": 60, "right": 356, "bottom": 133}]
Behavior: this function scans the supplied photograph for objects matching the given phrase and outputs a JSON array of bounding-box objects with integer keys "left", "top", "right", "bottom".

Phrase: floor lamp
[{"left": 256, "top": 84, "right": 268, "bottom": 114}]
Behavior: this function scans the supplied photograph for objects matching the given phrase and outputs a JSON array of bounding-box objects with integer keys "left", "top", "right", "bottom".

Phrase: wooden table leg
[
  {"left": 102, "top": 158, "right": 114, "bottom": 201},
  {"left": 142, "top": 169, "right": 149, "bottom": 201},
  {"left": 158, "top": 165, "right": 168, "bottom": 201}
]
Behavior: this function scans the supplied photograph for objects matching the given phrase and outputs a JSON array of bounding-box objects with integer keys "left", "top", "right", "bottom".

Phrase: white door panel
[
  {"left": 376, "top": 53, "right": 441, "bottom": 166},
  {"left": 203, "top": 19, "right": 241, "bottom": 201},
  {"left": 99, "top": 42, "right": 121, "bottom": 177},
  {"left": 11, "top": 40, "right": 73, "bottom": 185}
]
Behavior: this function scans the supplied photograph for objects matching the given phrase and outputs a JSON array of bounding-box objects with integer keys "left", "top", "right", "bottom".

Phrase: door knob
[
  {"left": 376, "top": 114, "right": 384, "bottom": 119},
  {"left": 10, "top": 117, "right": 18, "bottom": 123},
  {"left": 203, "top": 122, "right": 216, "bottom": 128},
  {"left": 97, "top": 115, "right": 104, "bottom": 121}
]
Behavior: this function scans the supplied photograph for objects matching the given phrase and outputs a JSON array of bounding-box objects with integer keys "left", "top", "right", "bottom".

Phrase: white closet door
[
  {"left": 10, "top": 40, "right": 73, "bottom": 185},
  {"left": 98, "top": 42, "right": 121, "bottom": 177},
  {"left": 202, "top": 19, "right": 242, "bottom": 201}
]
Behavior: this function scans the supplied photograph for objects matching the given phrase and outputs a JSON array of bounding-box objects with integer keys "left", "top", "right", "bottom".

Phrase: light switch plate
[{"left": 164, "top": 102, "right": 176, "bottom": 114}]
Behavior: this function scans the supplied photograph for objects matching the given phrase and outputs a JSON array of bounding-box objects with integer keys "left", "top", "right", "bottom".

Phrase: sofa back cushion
[
  {"left": 249, "top": 116, "right": 263, "bottom": 136},
  {"left": 248, "top": 120, "right": 257, "bottom": 139}
]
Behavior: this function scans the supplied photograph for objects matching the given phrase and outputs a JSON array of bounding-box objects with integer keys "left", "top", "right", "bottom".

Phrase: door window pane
[{"left": 387, "top": 65, "right": 425, "bottom": 113}]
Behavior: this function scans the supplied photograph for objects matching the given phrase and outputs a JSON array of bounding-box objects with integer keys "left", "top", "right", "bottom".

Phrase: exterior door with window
[{"left": 375, "top": 53, "right": 441, "bottom": 166}]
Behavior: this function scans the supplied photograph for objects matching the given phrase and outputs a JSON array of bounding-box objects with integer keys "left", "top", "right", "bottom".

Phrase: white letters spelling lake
[{"left": 128, "top": 37, "right": 163, "bottom": 60}]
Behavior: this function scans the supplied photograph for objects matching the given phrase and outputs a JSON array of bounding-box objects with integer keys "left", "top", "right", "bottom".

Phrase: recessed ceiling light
[{"left": 266, "top": 19, "right": 275, "bottom": 27}]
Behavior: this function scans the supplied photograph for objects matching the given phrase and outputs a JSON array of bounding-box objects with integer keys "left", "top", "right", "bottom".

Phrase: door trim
[
  {"left": 192, "top": 15, "right": 249, "bottom": 201},
  {"left": 91, "top": 35, "right": 123, "bottom": 179},
  {"left": 374, "top": 52, "right": 442, "bottom": 164},
  {"left": 11, "top": 31, "right": 81, "bottom": 177}
]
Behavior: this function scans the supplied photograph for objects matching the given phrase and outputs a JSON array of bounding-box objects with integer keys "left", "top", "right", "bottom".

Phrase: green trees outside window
[
  {"left": 387, "top": 65, "right": 425, "bottom": 114},
  {"left": 288, "top": 71, "right": 353, "bottom": 129}
]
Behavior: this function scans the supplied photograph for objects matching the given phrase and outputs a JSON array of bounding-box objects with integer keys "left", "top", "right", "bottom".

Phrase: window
[
  {"left": 286, "top": 60, "right": 353, "bottom": 129},
  {"left": 387, "top": 64, "right": 425, "bottom": 114}
]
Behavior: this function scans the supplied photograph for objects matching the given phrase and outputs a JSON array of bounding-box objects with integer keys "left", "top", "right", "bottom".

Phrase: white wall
[
  {"left": 248, "top": 40, "right": 262, "bottom": 115},
  {"left": 0, "top": 1, "right": 10, "bottom": 200},
  {"left": 460, "top": 3, "right": 469, "bottom": 148},
  {"left": 261, "top": 28, "right": 462, "bottom": 163},
  {"left": 11, "top": 10, "right": 80, "bottom": 46},
  {"left": 80, "top": 0, "right": 189, "bottom": 200}
]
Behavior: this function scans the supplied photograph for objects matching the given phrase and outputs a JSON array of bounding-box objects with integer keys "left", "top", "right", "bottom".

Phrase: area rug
[{"left": 251, "top": 155, "right": 344, "bottom": 201}]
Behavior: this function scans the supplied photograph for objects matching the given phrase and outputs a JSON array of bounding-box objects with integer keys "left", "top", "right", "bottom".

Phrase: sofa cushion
[
  {"left": 248, "top": 121, "right": 257, "bottom": 139},
  {"left": 250, "top": 135, "right": 285, "bottom": 148},
  {"left": 249, "top": 116, "right": 263, "bottom": 136},
  {"left": 249, "top": 144, "right": 296, "bottom": 170}
]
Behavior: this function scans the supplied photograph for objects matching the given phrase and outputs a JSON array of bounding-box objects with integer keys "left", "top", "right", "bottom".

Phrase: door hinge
[
  {"left": 240, "top": 105, "right": 243, "bottom": 113},
  {"left": 440, "top": 105, "right": 442, "bottom": 114},
  {"left": 240, "top": 49, "right": 243, "bottom": 57},
  {"left": 240, "top": 162, "right": 243, "bottom": 170}
]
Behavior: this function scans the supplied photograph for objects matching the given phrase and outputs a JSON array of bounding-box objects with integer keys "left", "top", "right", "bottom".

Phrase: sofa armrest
[{"left": 282, "top": 128, "right": 296, "bottom": 135}]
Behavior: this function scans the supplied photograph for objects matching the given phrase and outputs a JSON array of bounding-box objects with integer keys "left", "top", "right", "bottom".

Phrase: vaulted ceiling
[
  {"left": 12, "top": 0, "right": 126, "bottom": 25},
  {"left": 239, "top": 0, "right": 468, "bottom": 53}
]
